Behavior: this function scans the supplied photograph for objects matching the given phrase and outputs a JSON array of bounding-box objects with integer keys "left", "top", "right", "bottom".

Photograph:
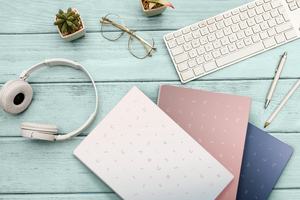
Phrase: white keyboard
[{"left": 164, "top": 0, "right": 300, "bottom": 83}]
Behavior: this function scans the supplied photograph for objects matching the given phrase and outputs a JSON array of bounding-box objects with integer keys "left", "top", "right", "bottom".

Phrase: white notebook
[{"left": 74, "top": 86, "right": 233, "bottom": 200}]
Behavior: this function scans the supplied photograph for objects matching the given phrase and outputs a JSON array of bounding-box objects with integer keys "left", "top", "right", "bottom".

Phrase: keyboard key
[
  {"left": 213, "top": 40, "right": 222, "bottom": 48},
  {"left": 205, "top": 43, "right": 214, "bottom": 52},
  {"left": 267, "top": 28, "right": 276, "bottom": 36},
  {"left": 188, "top": 59, "right": 197, "bottom": 67},
  {"left": 236, "top": 40, "right": 245, "bottom": 48},
  {"left": 176, "top": 36, "right": 185, "bottom": 45},
  {"left": 174, "top": 53, "right": 189, "bottom": 63},
  {"left": 252, "top": 34, "right": 260, "bottom": 43},
  {"left": 165, "top": 34, "right": 174, "bottom": 41},
  {"left": 237, "top": 31, "right": 246, "bottom": 39},
  {"left": 198, "top": 21, "right": 207, "bottom": 28},
  {"left": 193, "top": 66, "right": 205, "bottom": 75},
  {"left": 228, "top": 43, "right": 237, "bottom": 52},
  {"left": 271, "top": 0, "right": 281, "bottom": 8},
  {"left": 189, "top": 49, "right": 198, "bottom": 58},
  {"left": 276, "top": 23, "right": 292, "bottom": 33},
  {"left": 221, "top": 36, "right": 230, "bottom": 45},
  {"left": 255, "top": 5, "right": 264, "bottom": 14},
  {"left": 182, "top": 27, "right": 191, "bottom": 34},
  {"left": 285, "top": 29, "right": 297, "bottom": 40},
  {"left": 200, "top": 27, "right": 209, "bottom": 35},
  {"left": 212, "top": 50, "right": 221, "bottom": 58},
  {"left": 275, "top": 33, "right": 286, "bottom": 43},
  {"left": 275, "top": 16, "right": 284, "bottom": 24},
  {"left": 196, "top": 47, "right": 205, "bottom": 55},
  {"left": 208, "top": 34, "right": 216, "bottom": 42},
  {"left": 192, "top": 31, "right": 201, "bottom": 38},
  {"left": 244, "top": 37, "right": 253, "bottom": 46},
  {"left": 220, "top": 46, "right": 229, "bottom": 55},
  {"left": 204, "top": 61, "right": 218, "bottom": 71},
  {"left": 224, "top": 18, "right": 233, "bottom": 27},
  {"left": 167, "top": 39, "right": 177, "bottom": 48},
  {"left": 171, "top": 46, "right": 184, "bottom": 56},
  {"left": 263, "top": 3, "right": 272, "bottom": 11},
  {"left": 208, "top": 24, "right": 217, "bottom": 32},
  {"left": 207, "top": 18, "right": 215, "bottom": 24},
  {"left": 204, "top": 53, "right": 213, "bottom": 61},
  {"left": 215, "top": 15, "right": 223, "bottom": 21},
  {"left": 196, "top": 56, "right": 205, "bottom": 64},
  {"left": 180, "top": 69, "right": 195, "bottom": 81},
  {"left": 216, "top": 21, "right": 225, "bottom": 29},
  {"left": 232, "top": 15, "right": 240, "bottom": 24},
  {"left": 216, "top": 42, "right": 264, "bottom": 66},
  {"left": 192, "top": 39, "right": 200, "bottom": 48},
  {"left": 260, "top": 31, "right": 268, "bottom": 39},
  {"left": 184, "top": 33, "right": 193, "bottom": 42},
  {"left": 263, "top": 37, "right": 276, "bottom": 48},
  {"left": 216, "top": 30, "right": 225, "bottom": 38},
  {"left": 191, "top": 24, "right": 199, "bottom": 31},
  {"left": 183, "top": 42, "right": 192, "bottom": 51},
  {"left": 177, "top": 62, "right": 188, "bottom": 71},
  {"left": 174, "top": 31, "right": 182, "bottom": 37},
  {"left": 200, "top": 37, "right": 208, "bottom": 45},
  {"left": 223, "top": 12, "right": 232, "bottom": 18}
]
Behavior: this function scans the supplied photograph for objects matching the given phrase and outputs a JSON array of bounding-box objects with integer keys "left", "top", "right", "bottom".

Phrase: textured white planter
[
  {"left": 55, "top": 9, "right": 86, "bottom": 42},
  {"left": 140, "top": 0, "right": 167, "bottom": 17}
]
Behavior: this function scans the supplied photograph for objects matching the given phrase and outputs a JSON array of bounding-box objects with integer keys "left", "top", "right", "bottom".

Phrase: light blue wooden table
[{"left": 0, "top": 0, "right": 300, "bottom": 199}]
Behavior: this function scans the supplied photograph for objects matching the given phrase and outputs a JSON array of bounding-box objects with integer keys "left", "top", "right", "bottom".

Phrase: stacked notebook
[{"left": 74, "top": 85, "right": 293, "bottom": 200}]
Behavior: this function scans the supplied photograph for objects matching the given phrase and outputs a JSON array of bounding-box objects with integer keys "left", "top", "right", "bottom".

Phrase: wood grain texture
[
  {"left": 0, "top": 189, "right": 300, "bottom": 200},
  {"left": 1, "top": 80, "right": 300, "bottom": 136},
  {"left": 0, "top": 133, "right": 298, "bottom": 194},
  {"left": 0, "top": 0, "right": 248, "bottom": 34},
  {"left": 0, "top": 32, "right": 300, "bottom": 83},
  {"left": 1, "top": 0, "right": 300, "bottom": 199}
]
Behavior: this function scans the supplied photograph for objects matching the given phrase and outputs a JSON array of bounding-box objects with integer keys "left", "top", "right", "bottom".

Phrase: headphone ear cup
[{"left": 0, "top": 80, "right": 33, "bottom": 114}]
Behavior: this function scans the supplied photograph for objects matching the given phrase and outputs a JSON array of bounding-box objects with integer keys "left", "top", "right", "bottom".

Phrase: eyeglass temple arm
[{"left": 101, "top": 17, "right": 156, "bottom": 51}]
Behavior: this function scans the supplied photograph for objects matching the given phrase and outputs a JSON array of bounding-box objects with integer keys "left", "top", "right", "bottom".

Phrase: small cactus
[{"left": 54, "top": 8, "right": 82, "bottom": 36}]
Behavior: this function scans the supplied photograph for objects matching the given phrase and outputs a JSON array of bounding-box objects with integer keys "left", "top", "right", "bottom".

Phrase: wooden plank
[
  {"left": 0, "top": 133, "right": 298, "bottom": 193},
  {"left": 0, "top": 0, "right": 248, "bottom": 34},
  {"left": 0, "top": 189, "right": 300, "bottom": 200},
  {"left": 1, "top": 80, "right": 300, "bottom": 136},
  {"left": 1, "top": 32, "right": 300, "bottom": 83}
]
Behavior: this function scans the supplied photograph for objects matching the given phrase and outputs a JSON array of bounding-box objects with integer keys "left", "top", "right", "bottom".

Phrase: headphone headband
[{"left": 19, "top": 58, "right": 99, "bottom": 141}]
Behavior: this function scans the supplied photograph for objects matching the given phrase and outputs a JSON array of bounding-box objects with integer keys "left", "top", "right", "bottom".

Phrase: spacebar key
[{"left": 216, "top": 42, "right": 264, "bottom": 67}]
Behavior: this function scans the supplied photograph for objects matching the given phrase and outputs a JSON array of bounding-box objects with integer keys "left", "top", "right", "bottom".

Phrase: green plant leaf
[
  {"left": 66, "top": 20, "right": 73, "bottom": 27},
  {"left": 54, "top": 18, "right": 65, "bottom": 25},
  {"left": 61, "top": 22, "right": 68, "bottom": 34},
  {"left": 58, "top": 9, "right": 64, "bottom": 14}
]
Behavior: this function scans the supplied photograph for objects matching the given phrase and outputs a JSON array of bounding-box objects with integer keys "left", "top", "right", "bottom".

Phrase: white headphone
[{"left": 0, "top": 58, "right": 99, "bottom": 141}]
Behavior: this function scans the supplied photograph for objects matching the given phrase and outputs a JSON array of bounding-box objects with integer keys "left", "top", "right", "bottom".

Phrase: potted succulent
[
  {"left": 141, "top": 0, "right": 174, "bottom": 17},
  {"left": 54, "top": 8, "right": 86, "bottom": 42}
]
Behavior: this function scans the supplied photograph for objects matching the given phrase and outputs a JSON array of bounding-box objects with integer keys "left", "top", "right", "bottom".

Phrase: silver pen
[
  {"left": 265, "top": 52, "right": 288, "bottom": 109},
  {"left": 264, "top": 80, "right": 300, "bottom": 128}
]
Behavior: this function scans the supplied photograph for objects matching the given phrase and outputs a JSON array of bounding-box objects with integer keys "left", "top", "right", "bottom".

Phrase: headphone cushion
[
  {"left": 0, "top": 80, "right": 33, "bottom": 114},
  {"left": 21, "top": 122, "right": 58, "bottom": 141}
]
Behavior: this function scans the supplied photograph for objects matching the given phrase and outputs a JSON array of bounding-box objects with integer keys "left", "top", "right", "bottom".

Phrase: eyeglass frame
[{"left": 100, "top": 14, "right": 156, "bottom": 59}]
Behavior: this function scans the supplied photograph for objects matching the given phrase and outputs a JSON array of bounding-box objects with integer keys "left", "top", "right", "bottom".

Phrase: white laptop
[{"left": 74, "top": 86, "right": 233, "bottom": 200}]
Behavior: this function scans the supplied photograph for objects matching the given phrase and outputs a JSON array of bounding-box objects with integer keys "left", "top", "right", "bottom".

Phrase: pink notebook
[{"left": 158, "top": 85, "right": 251, "bottom": 200}]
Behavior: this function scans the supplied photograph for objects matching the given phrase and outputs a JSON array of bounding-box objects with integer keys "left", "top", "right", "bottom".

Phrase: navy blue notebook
[{"left": 237, "top": 123, "right": 293, "bottom": 200}]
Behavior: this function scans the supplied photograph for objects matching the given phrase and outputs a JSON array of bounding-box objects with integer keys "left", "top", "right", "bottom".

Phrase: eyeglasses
[{"left": 100, "top": 14, "right": 156, "bottom": 59}]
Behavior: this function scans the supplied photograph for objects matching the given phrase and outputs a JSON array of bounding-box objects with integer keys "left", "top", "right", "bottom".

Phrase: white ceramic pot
[
  {"left": 55, "top": 8, "right": 86, "bottom": 42},
  {"left": 140, "top": 0, "right": 167, "bottom": 17}
]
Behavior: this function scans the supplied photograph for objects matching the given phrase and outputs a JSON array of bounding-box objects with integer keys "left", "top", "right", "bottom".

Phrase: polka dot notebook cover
[
  {"left": 158, "top": 85, "right": 251, "bottom": 200},
  {"left": 237, "top": 123, "right": 293, "bottom": 200},
  {"left": 74, "top": 86, "right": 233, "bottom": 200}
]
